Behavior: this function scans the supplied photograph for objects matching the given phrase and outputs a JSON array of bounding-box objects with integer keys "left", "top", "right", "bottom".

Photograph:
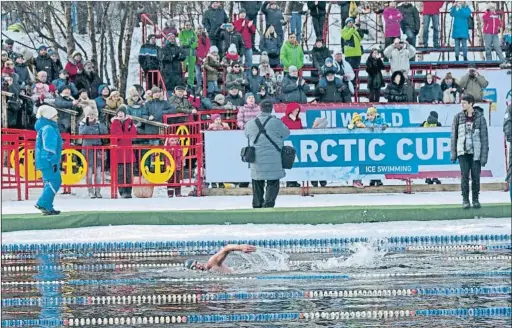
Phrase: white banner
[{"left": 204, "top": 127, "right": 506, "bottom": 183}]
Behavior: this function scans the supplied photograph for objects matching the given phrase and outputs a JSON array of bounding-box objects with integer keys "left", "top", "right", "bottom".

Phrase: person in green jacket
[
  {"left": 178, "top": 22, "right": 199, "bottom": 87},
  {"left": 341, "top": 18, "right": 363, "bottom": 71},
  {"left": 279, "top": 33, "right": 304, "bottom": 73}
]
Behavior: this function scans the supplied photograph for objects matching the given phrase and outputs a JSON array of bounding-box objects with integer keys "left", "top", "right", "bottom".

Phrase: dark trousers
[
  {"left": 167, "top": 169, "right": 182, "bottom": 197},
  {"left": 312, "top": 15, "right": 325, "bottom": 40},
  {"left": 252, "top": 179, "right": 280, "bottom": 208},
  {"left": 458, "top": 154, "right": 481, "bottom": 201},
  {"left": 345, "top": 56, "right": 361, "bottom": 71},
  {"left": 118, "top": 163, "right": 133, "bottom": 197},
  {"left": 369, "top": 89, "right": 381, "bottom": 102}
]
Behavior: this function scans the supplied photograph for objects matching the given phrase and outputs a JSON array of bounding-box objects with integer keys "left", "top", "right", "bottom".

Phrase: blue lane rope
[
  {"left": 2, "top": 234, "right": 510, "bottom": 254},
  {"left": 2, "top": 286, "right": 510, "bottom": 307},
  {"left": 2, "top": 271, "right": 511, "bottom": 287},
  {"left": 1, "top": 307, "right": 510, "bottom": 326}
]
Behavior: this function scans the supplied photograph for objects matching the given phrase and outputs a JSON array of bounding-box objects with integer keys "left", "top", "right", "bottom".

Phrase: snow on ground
[
  {"left": 1, "top": 191, "right": 510, "bottom": 215},
  {"left": 3, "top": 218, "right": 511, "bottom": 245}
]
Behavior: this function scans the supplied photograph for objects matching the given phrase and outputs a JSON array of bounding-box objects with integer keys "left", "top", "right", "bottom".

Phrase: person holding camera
[
  {"left": 244, "top": 99, "right": 290, "bottom": 208},
  {"left": 383, "top": 38, "right": 416, "bottom": 75},
  {"left": 366, "top": 48, "right": 386, "bottom": 102},
  {"left": 52, "top": 69, "right": 78, "bottom": 97},
  {"left": 451, "top": 93, "right": 489, "bottom": 209},
  {"left": 459, "top": 65, "right": 489, "bottom": 102}
]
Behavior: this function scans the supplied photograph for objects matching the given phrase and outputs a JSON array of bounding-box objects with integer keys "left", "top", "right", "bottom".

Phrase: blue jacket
[
  {"left": 364, "top": 115, "right": 387, "bottom": 128},
  {"left": 52, "top": 78, "right": 79, "bottom": 96},
  {"left": 450, "top": 6, "right": 471, "bottom": 39},
  {"left": 35, "top": 118, "right": 63, "bottom": 170}
]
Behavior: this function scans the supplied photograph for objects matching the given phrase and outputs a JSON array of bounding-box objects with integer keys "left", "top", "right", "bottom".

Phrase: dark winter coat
[
  {"left": 225, "top": 93, "right": 245, "bottom": 107},
  {"left": 14, "top": 62, "right": 31, "bottom": 86},
  {"left": 316, "top": 77, "right": 345, "bottom": 103},
  {"left": 399, "top": 3, "right": 420, "bottom": 34},
  {"left": 259, "top": 34, "right": 283, "bottom": 67},
  {"left": 307, "top": 1, "right": 326, "bottom": 17},
  {"left": 79, "top": 119, "right": 108, "bottom": 167},
  {"left": 246, "top": 69, "right": 265, "bottom": 94},
  {"left": 281, "top": 75, "right": 309, "bottom": 103},
  {"left": 240, "top": 1, "right": 262, "bottom": 20},
  {"left": 451, "top": 110, "right": 489, "bottom": 164},
  {"left": 141, "top": 99, "right": 176, "bottom": 135},
  {"left": 418, "top": 82, "right": 443, "bottom": 103},
  {"left": 219, "top": 30, "right": 245, "bottom": 56},
  {"left": 202, "top": 4, "right": 229, "bottom": 39},
  {"left": 384, "top": 71, "right": 408, "bottom": 103},
  {"left": 54, "top": 95, "right": 76, "bottom": 132},
  {"left": 50, "top": 59, "right": 63, "bottom": 82},
  {"left": 161, "top": 42, "right": 185, "bottom": 91},
  {"left": 365, "top": 56, "right": 385, "bottom": 90},
  {"left": 244, "top": 112, "right": 290, "bottom": 180},
  {"left": 138, "top": 43, "right": 161, "bottom": 71},
  {"left": 261, "top": 2, "right": 284, "bottom": 36},
  {"left": 75, "top": 71, "right": 102, "bottom": 99},
  {"left": 35, "top": 54, "right": 53, "bottom": 76},
  {"left": 311, "top": 46, "right": 331, "bottom": 71}
]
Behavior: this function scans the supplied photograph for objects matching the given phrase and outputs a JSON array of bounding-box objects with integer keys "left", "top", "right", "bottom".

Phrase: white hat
[
  {"left": 209, "top": 45, "right": 219, "bottom": 53},
  {"left": 335, "top": 49, "right": 343, "bottom": 55},
  {"left": 36, "top": 105, "right": 58, "bottom": 120},
  {"left": 228, "top": 43, "right": 237, "bottom": 53}
]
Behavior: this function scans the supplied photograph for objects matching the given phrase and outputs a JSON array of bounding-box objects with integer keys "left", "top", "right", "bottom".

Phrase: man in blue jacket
[{"left": 34, "top": 105, "right": 63, "bottom": 215}]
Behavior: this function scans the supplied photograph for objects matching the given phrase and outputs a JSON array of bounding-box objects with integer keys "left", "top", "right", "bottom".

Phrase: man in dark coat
[
  {"left": 218, "top": 23, "right": 245, "bottom": 57},
  {"left": 307, "top": 1, "right": 327, "bottom": 40},
  {"left": 240, "top": 1, "right": 262, "bottom": 51},
  {"left": 311, "top": 38, "right": 331, "bottom": 80},
  {"left": 34, "top": 45, "right": 53, "bottom": 77},
  {"left": 202, "top": 1, "right": 229, "bottom": 50},
  {"left": 398, "top": 1, "right": 420, "bottom": 46},
  {"left": 138, "top": 34, "right": 161, "bottom": 89},
  {"left": 3, "top": 39, "right": 20, "bottom": 61},
  {"left": 14, "top": 54, "right": 31, "bottom": 86},
  {"left": 280, "top": 66, "right": 309, "bottom": 103},
  {"left": 246, "top": 66, "right": 265, "bottom": 95},
  {"left": 160, "top": 33, "right": 186, "bottom": 93},
  {"left": 75, "top": 61, "right": 102, "bottom": 99},
  {"left": 141, "top": 86, "right": 176, "bottom": 138},
  {"left": 316, "top": 71, "right": 348, "bottom": 103},
  {"left": 225, "top": 85, "right": 245, "bottom": 107},
  {"left": 261, "top": 1, "right": 285, "bottom": 39},
  {"left": 244, "top": 99, "right": 290, "bottom": 208}
]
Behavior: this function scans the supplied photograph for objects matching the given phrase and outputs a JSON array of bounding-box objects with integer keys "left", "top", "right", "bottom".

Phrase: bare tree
[
  {"left": 87, "top": 1, "right": 98, "bottom": 70},
  {"left": 63, "top": 1, "right": 75, "bottom": 55}
]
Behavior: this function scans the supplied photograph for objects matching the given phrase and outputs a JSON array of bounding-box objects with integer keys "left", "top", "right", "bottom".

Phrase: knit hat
[
  {"left": 5, "top": 39, "right": 14, "bottom": 45},
  {"left": 175, "top": 84, "right": 187, "bottom": 92},
  {"left": 1, "top": 50, "right": 7, "bottom": 56},
  {"left": 59, "top": 85, "right": 72, "bottom": 93},
  {"left": 71, "top": 50, "right": 82, "bottom": 58},
  {"left": 228, "top": 43, "right": 237, "bottom": 53},
  {"left": 209, "top": 45, "right": 219, "bottom": 53},
  {"left": 47, "top": 49, "right": 55, "bottom": 56},
  {"left": 151, "top": 86, "right": 161, "bottom": 93},
  {"left": 116, "top": 104, "right": 127, "bottom": 115},
  {"left": 214, "top": 94, "right": 225, "bottom": 104},
  {"left": 367, "top": 107, "right": 377, "bottom": 115},
  {"left": 429, "top": 111, "right": 439, "bottom": 119},
  {"left": 345, "top": 17, "right": 355, "bottom": 25},
  {"left": 334, "top": 49, "right": 343, "bottom": 55},
  {"left": 289, "top": 65, "right": 298, "bottom": 73},
  {"left": 260, "top": 51, "right": 269, "bottom": 64},
  {"left": 427, "top": 111, "right": 439, "bottom": 125},
  {"left": 36, "top": 105, "right": 58, "bottom": 120},
  {"left": 324, "top": 57, "right": 333, "bottom": 65},
  {"left": 37, "top": 45, "right": 48, "bottom": 52},
  {"left": 260, "top": 99, "right": 274, "bottom": 113},
  {"left": 59, "top": 69, "right": 69, "bottom": 75},
  {"left": 286, "top": 102, "right": 300, "bottom": 114},
  {"left": 245, "top": 92, "right": 254, "bottom": 101},
  {"left": 351, "top": 113, "right": 362, "bottom": 124},
  {"left": 83, "top": 106, "right": 98, "bottom": 119},
  {"left": 211, "top": 113, "right": 221, "bottom": 121}
]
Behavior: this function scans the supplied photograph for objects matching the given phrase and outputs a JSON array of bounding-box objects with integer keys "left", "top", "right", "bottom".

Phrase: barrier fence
[{"left": 1, "top": 129, "right": 203, "bottom": 201}]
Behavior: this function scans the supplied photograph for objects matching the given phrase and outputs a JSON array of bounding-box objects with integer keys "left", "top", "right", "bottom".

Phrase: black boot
[
  {"left": 311, "top": 181, "right": 319, "bottom": 187},
  {"left": 425, "top": 178, "right": 433, "bottom": 185},
  {"left": 472, "top": 195, "right": 481, "bottom": 209},
  {"left": 432, "top": 178, "right": 441, "bottom": 184},
  {"left": 319, "top": 181, "right": 327, "bottom": 187},
  {"left": 462, "top": 198, "right": 471, "bottom": 209},
  {"left": 376, "top": 180, "right": 383, "bottom": 186},
  {"left": 369, "top": 180, "right": 376, "bottom": 187}
]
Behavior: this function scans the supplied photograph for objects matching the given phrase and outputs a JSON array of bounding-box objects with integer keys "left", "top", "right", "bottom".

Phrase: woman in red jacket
[
  {"left": 195, "top": 25, "right": 211, "bottom": 93},
  {"left": 110, "top": 106, "right": 137, "bottom": 198},
  {"left": 64, "top": 51, "right": 84, "bottom": 83},
  {"left": 422, "top": 1, "right": 444, "bottom": 48},
  {"left": 280, "top": 102, "right": 301, "bottom": 188},
  {"left": 233, "top": 9, "right": 257, "bottom": 68}
]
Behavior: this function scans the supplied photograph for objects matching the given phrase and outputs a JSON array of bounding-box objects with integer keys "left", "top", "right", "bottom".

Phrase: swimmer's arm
[{"left": 206, "top": 244, "right": 256, "bottom": 269}]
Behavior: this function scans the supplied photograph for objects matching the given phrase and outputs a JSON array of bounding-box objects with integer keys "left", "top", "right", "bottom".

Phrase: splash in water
[{"left": 227, "top": 248, "right": 291, "bottom": 274}]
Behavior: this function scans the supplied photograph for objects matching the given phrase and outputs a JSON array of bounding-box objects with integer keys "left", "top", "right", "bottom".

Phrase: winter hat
[
  {"left": 116, "top": 104, "right": 127, "bottom": 115},
  {"left": 351, "top": 113, "right": 362, "bottom": 124},
  {"left": 324, "top": 57, "right": 333, "bottom": 65},
  {"left": 59, "top": 85, "right": 71, "bottom": 93},
  {"left": 367, "top": 106, "right": 378, "bottom": 116},
  {"left": 260, "top": 99, "right": 274, "bottom": 113},
  {"left": 334, "top": 49, "right": 343, "bottom": 55},
  {"left": 1, "top": 50, "right": 7, "bottom": 56},
  {"left": 429, "top": 111, "right": 439, "bottom": 119},
  {"left": 174, "top": 84, "right": 187, "bottom": 92},
  {"left": 209, "top": 45, "right": 219, "bottom": 53},
  {"left": 245, "top": 92, "right": 255, "bottom": 101},
  {"left": 83, "top": 106, "right": 98, "bottom": 119},
  {"left": 71, "top": 50, "right": 82, "bottom": 58},
  {"left": 427, "top": 112, "right": 439, "bottom": 125},
  {"left": 289, "top": 65, "right": 298, "bottom": 73},
  {"left": 151, "top": 86, "right": 161, "bottom": 93},
  {"left": 47, "top": 49, "right": 54, "bottom": 56},
  {"left": 345, "top": 17, "right": 355, "bottom": 26},
  {"left": 36, "top": 105, "right": 58, "bottom": 120},
  {"left": 211, "top": 113, "right": 221, "bottom": 122},
  {"left": 59, "top": 69, "right": 69, "bottom": 75},
  {"left": 147, "top": 34, "right": 157, "bottom": 40},
  {"left": 5, "top": 39, "right": 14, "bottom": 45},
  {"left": 228, "top": 43, "right": 237, "bottom": 54},
  {"left": 260, "top": 51, "right": 269, "bottom": 64},
  {"left": 37, "top": 45, "right": 48, "bottom": 52},
  {"left": 214, "top": 94, "right": 225, "bottom": 104},
  {"left": 286, "top": 102, "right": 300, "bottom": 114}
]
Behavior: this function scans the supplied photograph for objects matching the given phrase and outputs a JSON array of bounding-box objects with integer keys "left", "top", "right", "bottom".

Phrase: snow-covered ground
[
  {"left": 2, "top": 191, "right": 510, "bottom": 215},
  {"left": 3, "top": 218, "right": 510, "bottom": 245}
]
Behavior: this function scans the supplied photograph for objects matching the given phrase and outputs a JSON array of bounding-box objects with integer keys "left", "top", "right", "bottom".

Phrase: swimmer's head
[{"left": 185, "top": 259, "right": 206, "bottom": 271}]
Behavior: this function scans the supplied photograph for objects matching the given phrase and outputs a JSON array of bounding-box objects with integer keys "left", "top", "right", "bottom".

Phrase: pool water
[{"left": 2, "top": 238, "right": 511, "bottom": 327}]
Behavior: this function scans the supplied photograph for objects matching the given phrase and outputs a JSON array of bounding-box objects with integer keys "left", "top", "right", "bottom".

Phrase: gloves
[
  {"left": 86, "top": 117, "right": 90, "bottom": 125},
  {"left": 338, "top": 85, "right": 347, "bottom": 93},
  {"left": 451, "top": 158, "right": 457, "bottom": 164},
  {"left": 53, "top": 164, "right": 58, "bottom": 173},
  {"left": 318, "top": 88, "right": 326, "bottom": 94}
]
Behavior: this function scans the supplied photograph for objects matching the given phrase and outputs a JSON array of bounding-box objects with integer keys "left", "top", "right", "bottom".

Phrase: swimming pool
[{"left": 2, "top": 229, "right": 511, "bottom": 327}]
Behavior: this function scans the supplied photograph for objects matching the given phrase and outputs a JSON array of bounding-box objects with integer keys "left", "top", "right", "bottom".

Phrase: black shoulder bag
[
  {"left": 240, "top": 117, "right": 272, "bottom": 163},
  {"left": 255, "top": 117, "right": 296, "bottom": 170}
]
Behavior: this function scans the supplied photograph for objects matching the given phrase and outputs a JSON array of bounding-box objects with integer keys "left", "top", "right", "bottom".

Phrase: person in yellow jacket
[{"left": 341, "top": 18, "right": 363, "bottom": 71}]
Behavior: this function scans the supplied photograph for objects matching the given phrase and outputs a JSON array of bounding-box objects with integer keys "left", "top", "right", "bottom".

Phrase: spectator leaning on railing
[
  {"left": 459, "top": 65, "right": 489, "bottom": 102},
  {"left": 316, "top": 70, "right": 350, "bottom": 103},
  {"left": 383, "top": 38, "right": 416, "bottom": 75},
  {"left": 482, "top": 3, "right": 505, "bottom": 62},
  {"left": 384, "top": 71, "right": 408, "bottom": 103},
  {"left": 141, "top": 86, "right": 176, "bottom": 142},
  {"left": 418, "top": 74, "right": 443, "bottom": 104},
  {"left": 441, "top": 72, "right": 462, "bottom": 104},
  {"left": 126, "top": 86, "right": 145, "bottom": 124}
]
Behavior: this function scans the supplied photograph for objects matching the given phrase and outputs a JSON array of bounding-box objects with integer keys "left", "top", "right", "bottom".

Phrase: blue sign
[
  {"left": 306, "top": 107, "right": 414, "bottom": 129},
  {"left": 284, "top": 130, "right": 452, "bottom": 170}
]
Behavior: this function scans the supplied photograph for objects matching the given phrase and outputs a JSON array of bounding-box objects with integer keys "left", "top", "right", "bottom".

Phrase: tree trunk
[
  {"left": 77, "top": 1, "right": 88, "bottom": 35},
  {"left": 43, "top": 3, "right": 60, "bottom": 54},
  {"left": 87, "top": 1, "right": 98, "bottom": 70},
  {"left": 120, "top": 4, "right": 135, "bottom": 97},
  {"left": 64, "top": 1, "right": 75, "bottom": 56},
  {"left": 108, "top": 21, "right": 119, "bottom": 89}
]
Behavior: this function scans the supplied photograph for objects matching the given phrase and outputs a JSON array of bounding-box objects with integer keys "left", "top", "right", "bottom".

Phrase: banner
[
  {"left": 204, "top": 127, "right": 506, "bottom": 183},
  {"left": 436, "top": 68, "right": 511, "bottom": 127},
  {"left": 274, "top": 103, "right": 490, "bottom": 129}
]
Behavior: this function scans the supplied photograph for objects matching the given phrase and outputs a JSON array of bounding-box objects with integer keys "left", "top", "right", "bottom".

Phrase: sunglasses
[{"left": 234, "top": 65, "right": 240, "bottom": 68}]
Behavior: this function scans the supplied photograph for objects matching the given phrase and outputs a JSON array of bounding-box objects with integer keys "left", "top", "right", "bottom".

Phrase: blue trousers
[
  {"left": 423, "top": 14, "right": 440, "bottom": 47},
  {"left": 36, "top": 167, "right": 62, "bottom": 211},
  {"left": 454, "top": 38, "right": 468, "bottom": 59},
  {"left": 290, "top": 13, "right": 302, "bottom": 43}
]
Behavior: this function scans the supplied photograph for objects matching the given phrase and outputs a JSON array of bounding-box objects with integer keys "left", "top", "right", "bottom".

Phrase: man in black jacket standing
[
  {"left": 307, "top": 1, "right": 327, "bottom": 40},
  {"left": 398, "top": 1, "right": 420, "bottom": 47},
  {"left": 161, "top": 33, "right": 185, "bottom": 93},
  {"left": 138, "top": 34, "right": 161, "bottom": 90},
  {"left": 203, "top": 1, "right": 229, "bottom": 51}
]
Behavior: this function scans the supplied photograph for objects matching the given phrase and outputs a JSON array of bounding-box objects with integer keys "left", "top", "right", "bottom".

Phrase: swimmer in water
[{"left": 185, "top": 244, "right": 256, "bottom": 274}]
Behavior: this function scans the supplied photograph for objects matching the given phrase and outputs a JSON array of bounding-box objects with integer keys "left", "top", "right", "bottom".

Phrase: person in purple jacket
[{"left": 382, "top": 2, "right": 403, "bottom": 50}]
